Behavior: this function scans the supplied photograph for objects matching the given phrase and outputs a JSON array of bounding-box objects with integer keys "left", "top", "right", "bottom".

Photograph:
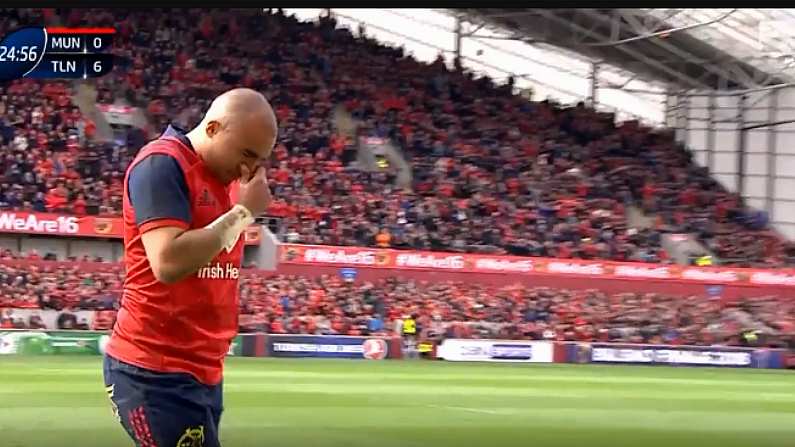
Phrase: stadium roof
[{"left": 452, "top": 8, "right": 795, "bottom": 92}]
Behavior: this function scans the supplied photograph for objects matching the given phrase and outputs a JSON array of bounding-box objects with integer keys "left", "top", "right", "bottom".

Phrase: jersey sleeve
[{"left": 127, "top": 154, "right": 192, "bottom": 233}]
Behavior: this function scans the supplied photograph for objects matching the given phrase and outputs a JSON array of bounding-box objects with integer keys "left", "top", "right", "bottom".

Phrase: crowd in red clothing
[
  {"left": 0, "top": 77, "right": 125, "bottom": 217},
  {"left": 242, "top": 274, "right": 794, "bottom": 348},
  {"left": 0, "top": 262, "right": 121, "bottom": 312},
  {"left": 0, "top": 261, "right": 792, "bottom": 349},
  {"left": 0, "top": 8, "right": 792, "bottom": 267}
]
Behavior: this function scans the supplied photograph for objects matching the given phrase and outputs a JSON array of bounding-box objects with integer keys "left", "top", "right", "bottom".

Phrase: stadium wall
[
  {"left": 667, "top": 85, "right": 795, "bottom": 240},
  {"left": 3, "top": 250, "right": 795, "bottom": 299},
  {"left": 0, "top": 234, "right": 124, "bottom": 262},
  {"left": 277, "top": 264, "right": 791, "bottom": 299},
  {"left": 276, "top": 244, "right": 795, "bottom": 297},
  {"left": 0, "top": 211, "right": 262, "bottom": 262}
]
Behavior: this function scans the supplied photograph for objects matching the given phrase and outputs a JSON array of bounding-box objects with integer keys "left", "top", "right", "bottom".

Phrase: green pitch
[{"left": 0, "top": 356, "right": 794, "bottom": 447}]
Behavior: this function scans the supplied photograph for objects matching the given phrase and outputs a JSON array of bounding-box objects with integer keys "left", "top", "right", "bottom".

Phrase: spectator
[
  {"left": 375, "top": 228, "right": 391, "bottom": 248},
  {"left": 28, "top": 313, "right": 47, "bottom": 329},
  {"left": 57, "top": 311, "right": 78, "bottom": 329}
]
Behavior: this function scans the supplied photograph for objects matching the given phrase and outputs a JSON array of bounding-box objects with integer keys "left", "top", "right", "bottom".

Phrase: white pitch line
[{"left": 426, "top": 404, "right": 505, "bottom": 415}]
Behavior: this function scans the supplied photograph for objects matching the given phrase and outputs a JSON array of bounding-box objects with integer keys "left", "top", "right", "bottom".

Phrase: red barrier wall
[
  {"left": 3, "top": 258, "right": 793, "bottom": 300},
  {"left": 275, "top": 264, "right": 794, "bottom": 299}
]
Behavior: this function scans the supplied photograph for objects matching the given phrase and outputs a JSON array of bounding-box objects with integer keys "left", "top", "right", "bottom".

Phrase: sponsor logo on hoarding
[
  {"left": 93, "top": 218, "right": 114, "bottom": 234},
  {"left": 281, "top": 246, "right": 302, "bottom": 262},
  {"left": 275, "top": 244, "right": 795, "bottom": 288},
  {"left": 546, "top": 262, "right": 605, "bottom": 275},
  {"left": 0, "top": 331, "right": 110, "bottom": 355},
  {"left": 749, "top": 272, "right": 795, "bottom": 286},
  {"left": 395, "top": 253, "right": 465, "bottom": 269},
  {"left": 613, "top": 265, "right": 672, "bottom": 279},
  {"left": 489, "top": 344, "right": 533, "bottom": 360},
  {"left": 0, "top": 213, "right": 79, "bottom": 234},
  {"left": 0, "top": 211, "right": 263, "bottom": 243},
  {"left": 474, "top": 258, "right": 534, "bottom": 273},
  {"left": 0, "top": 331, "right": 50, "bottom": 354},
  {"left": 706, "top": 285, "right": 724, "bottom": 297},
  {"left": 591, "top": 347, "right": 752, "bottom": 366},
  {"left": 273, "top": 339, "right": 388, "bottom": 359},
  {"left": 273, "top": 342, "right": 365, "bottom": 354},
  {"left": 340, "top": 268, "right": 358, "bottom": 282},
  {"left": 437, "top": 339, "right": 553, "bottom": 363},
  {"left": 460, "top": 345, "right": 488, "bottom": 357},
  {"left": 375, "top": 253, "right": 391, "bottom": 266},
  {"left": 269, "top": 335, "right": 394, "bottom": 359},
  {"left": 681, "top": 269, "right": 740, "bottom": 282},
  {"left": 0, "top": 332, "right": 23, "bottom": 354},
  {"left": 304, "top": 248, "right": 378, "bottom": 265},
  {"left": 362, "top": 338, "right": 388, "bottom": 360}
]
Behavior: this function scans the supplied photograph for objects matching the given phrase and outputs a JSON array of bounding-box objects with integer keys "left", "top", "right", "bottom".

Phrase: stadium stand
[
  {"left": 1, "top": 9, "right": 791, "bottom": 267},
  {"left": 0, "top": 9, "right": 793, "bottom": 353}
]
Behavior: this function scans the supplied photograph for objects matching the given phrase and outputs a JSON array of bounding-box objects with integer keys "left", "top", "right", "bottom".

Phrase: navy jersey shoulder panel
[
  {"left": 128, "top": 154, "right": 192, "bottom": 226},
  {"left": 161, "top": 124, "right": 195, "bottom": 152}
]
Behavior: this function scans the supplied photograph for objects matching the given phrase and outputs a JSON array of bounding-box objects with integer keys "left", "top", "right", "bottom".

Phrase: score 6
[{"left": 87, "top": 53, "right": 114, "bottom": 77}]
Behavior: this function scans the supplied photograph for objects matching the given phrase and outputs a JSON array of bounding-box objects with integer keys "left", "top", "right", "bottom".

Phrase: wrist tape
[{"left": 206, "top": 204, "right": 255, "bottom": 252}]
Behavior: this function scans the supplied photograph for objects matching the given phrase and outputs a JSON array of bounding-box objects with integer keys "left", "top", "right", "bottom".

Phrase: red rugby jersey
[{"left": 106, "top": 125, "right": 243, "bottom": 385}]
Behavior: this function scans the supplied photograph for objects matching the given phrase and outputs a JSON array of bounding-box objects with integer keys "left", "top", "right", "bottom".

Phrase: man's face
[{"left": 205, "top": 116, "right": 276, "bottom": 184}]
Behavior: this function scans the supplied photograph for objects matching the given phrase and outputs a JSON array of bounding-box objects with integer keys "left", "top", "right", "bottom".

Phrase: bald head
[
  {"left": 188, "top": 88, "right": 278, "bottom": 184},
  {"left": 203, "top": 88, "right": 276, "bottom": 131}
]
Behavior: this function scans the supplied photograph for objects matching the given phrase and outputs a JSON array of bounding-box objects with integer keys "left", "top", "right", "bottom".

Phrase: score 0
[{"left": 85, "top": 33, "right": 113, "bottom": 52}]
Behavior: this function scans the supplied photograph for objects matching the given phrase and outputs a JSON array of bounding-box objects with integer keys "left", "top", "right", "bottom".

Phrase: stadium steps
[
  {"left": 70, "top": 82, "right": 114, "bottom": 144},
  {"left": 628, "top": 205, "right": 715, "bottom": 265},
  {"left": 626, "top": 205, "right": 656, "bottom": 230},
  {"left": 332, "top": 105, "right": 413, "bottom": 190},
  {"left": 332, "top": 104, "right": 358, "bottom": 140},
  {"left": 661, "top": 233, "right": 715, "bottom": 266}
]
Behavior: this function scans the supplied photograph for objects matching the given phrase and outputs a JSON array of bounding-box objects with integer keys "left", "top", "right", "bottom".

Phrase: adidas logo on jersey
[{"left": 197, "top": 189, "right": 215, "bottom": 207}]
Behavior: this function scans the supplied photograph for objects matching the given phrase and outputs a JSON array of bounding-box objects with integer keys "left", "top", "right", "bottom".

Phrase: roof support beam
[
  {"left": 461, "top": 22, "right": 486, "bottom": 37},
  {"left": 461, "top": 14, "right": 657, "bottom": 85},
  {"left": 726, "top": 63, "right": 760, "bottom": 89},
  {"left": 644, "top": 9, "right": 793, "bottom": 85},
  {"left": 610, "top": 10, "right": 621, "bottom": 41},
  {"left": 581, "top": 13, "right": 607, "bottom": 43},
  {"left": 646, "top": 10, "right": 686, "bottom": 33},
  {"left": 584, "top": 9, "right": 758, "bottom": 89},
  {"left": 599, "top": 72, "right": 639, "bottom": 90},
  {"left": 534, "top": 9, "right": 710, "bottom": 89},
  {"left": 481, "top": 11, "right": 541, "bottom": 20},
  {"left": 587, "top": 9, "right": 737, "bottom": 46},
  {"left": 455, "top": 8, "right": 791, "bottom": 88}
]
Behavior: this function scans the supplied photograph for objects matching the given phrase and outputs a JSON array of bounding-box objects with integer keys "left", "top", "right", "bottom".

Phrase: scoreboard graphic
[{"left": 0, "top": 26, "right": 114, "bottom": 81}]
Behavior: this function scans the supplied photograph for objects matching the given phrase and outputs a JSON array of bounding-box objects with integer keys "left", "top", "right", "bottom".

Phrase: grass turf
[{"left": 0, "top": 356, "right": 793, "bottom": 447}]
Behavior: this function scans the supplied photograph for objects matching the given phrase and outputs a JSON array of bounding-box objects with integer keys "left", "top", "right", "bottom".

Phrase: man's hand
[
  {"left": 139, "top": 164, "right": 273, "bottom": 285},
  {"left": 238, "top": 164, "right": 271, "bottom": 216}
]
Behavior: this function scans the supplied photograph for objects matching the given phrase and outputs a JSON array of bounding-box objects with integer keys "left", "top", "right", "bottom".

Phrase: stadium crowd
[
  {"left": 0, "top": 261, "right": 791, "bottom": 349},
  {"left": 0, "top": 9, "right": 793, "bottom": 356},
  {"left": 0, "top": 8, "right": 791, "bottom": 267}
]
